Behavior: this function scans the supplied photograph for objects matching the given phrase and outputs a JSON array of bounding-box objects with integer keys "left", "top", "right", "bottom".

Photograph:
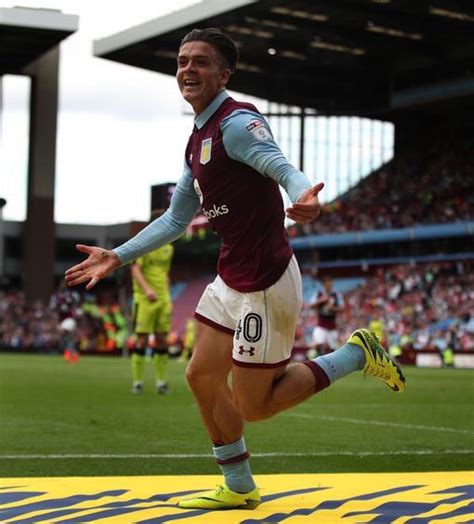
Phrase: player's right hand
[
  {"left": 146, "top": 290, "right": 158, "bottom": 302},
  {"left": 64, "top": 244, "right": 121, "bottom": 290}
]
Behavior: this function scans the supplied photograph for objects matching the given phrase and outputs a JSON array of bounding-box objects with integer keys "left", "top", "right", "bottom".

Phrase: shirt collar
[{"left": 194, "top": 90, "right": 230, "bottom": 129}]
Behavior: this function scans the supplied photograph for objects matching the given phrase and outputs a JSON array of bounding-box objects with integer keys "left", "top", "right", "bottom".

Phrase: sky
[
  {"left": 0, "top": 0, "right": 393, "bottom": 225},
  {"left": 1, "top": 0, "right": 202, "bottom": 224}
]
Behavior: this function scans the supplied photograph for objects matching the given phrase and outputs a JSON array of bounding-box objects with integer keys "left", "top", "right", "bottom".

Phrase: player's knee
[
  {"left": 238, "top": 401, "right": 267, "bottom": 422},
  {"left": 184, "top": 363, "right": 197, "bottom": 388},
  {"left": 185, "top": 361, "right": 210, "bottom": 392},
  {"left": 185, "top": 359, "right": 224, "bottom": 396}
]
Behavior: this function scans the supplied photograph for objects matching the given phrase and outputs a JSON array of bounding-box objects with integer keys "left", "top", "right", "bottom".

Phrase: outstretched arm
[
  {"left": 131, "top": 262, "right": 157, "bottom": 302},
  {"left": 65, "top": 165, "right": 199, "bottom": 289},
  {"left": 221, "top": 109, "right": 324, "bottom": 224}
]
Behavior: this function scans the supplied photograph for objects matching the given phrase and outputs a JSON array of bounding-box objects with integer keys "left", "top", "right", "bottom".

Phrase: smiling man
[{"left": 65, "top": 28, "right": 406, "bottom": 511}]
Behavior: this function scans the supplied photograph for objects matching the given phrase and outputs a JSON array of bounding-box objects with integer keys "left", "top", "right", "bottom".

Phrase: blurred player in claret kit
[
  {"left": 65, "top": 28, "right": 405, "bottom": 511},
  {"left": 310, "top": 275, "right": 344, "bottom": 356},
  {"left": 60, "top": 316, "right": 79, "bottom": 364}
]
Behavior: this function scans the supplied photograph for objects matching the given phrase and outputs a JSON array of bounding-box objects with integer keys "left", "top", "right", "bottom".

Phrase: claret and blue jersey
[{"left": 114, "top": 89, "right": 312, "bottom": 292}]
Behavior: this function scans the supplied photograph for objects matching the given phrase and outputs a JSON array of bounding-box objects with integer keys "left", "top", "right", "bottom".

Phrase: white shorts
[
  {"left": 195, "top": 256, "right": 302, "bottom": 368},
  {"left": 312, "top": 326, "right": 339, "bottom": 350}
]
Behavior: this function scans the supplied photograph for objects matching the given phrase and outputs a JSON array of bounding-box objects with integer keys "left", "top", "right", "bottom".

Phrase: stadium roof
[
  {"left": 93, "top": 0, "right": 474, "bottom": 117},
  {"left": 0, "top": 7, "right": 78, "bottom": 74}
]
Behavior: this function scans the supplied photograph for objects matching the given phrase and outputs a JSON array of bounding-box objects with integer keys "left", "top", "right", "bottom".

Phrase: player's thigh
[
  {"left": 155, "top": 301, "right": 172, "bottom": 335},
  {"left": 232, "top": 363, "right": 286, "bottom": 417},
  {"left": 133, "top": 299, "right": 155, "bottom": 334},
  {"left": 233, "top": 257, "right": 302, "bottom": 367},
  {"left": 187, "top": 320, "right": 234, "bottom": 381}
]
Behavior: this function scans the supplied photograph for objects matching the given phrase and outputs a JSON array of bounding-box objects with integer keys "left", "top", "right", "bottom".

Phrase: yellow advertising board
[{"left": 1, "top": 471, "right": 473, "bottom": 522}]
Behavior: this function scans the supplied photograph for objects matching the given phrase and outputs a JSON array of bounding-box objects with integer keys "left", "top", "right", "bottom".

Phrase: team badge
[{"left": 200, "top": 138, "right": 212, "bottom": 165}]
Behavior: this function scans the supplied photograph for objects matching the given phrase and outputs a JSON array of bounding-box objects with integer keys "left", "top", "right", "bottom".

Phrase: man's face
[
  {"left": 323, "top": 278, "right": 333, "bottom": 292},
  {"left": 176, "top": 41, "right": 231, "bottom": 115}
]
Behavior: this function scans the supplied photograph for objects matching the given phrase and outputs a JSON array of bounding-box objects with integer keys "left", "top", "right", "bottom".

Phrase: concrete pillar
[
  {"left": 0, "top": 75, "right": 3, "bottom": 140},
  {"left": 22, "top": 46, "right": 59, "bottom": 304}
]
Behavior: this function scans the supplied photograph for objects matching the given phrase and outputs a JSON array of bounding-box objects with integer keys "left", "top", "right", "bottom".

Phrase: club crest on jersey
[{"left": 200, "top": 138, "right": 212, "bottom": 165}]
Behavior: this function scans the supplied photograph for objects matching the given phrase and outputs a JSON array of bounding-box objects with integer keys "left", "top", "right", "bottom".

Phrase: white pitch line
[
  {"left": 285, "top": 413, "right": 474, "bottom": 435},
  {"left": 0, "top": 449, "right": 472, "bottom": 460}
]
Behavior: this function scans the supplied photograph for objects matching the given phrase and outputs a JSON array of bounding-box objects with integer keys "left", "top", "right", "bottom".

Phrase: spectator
[
  {"left": 300, "top": 262, "right": 474, "bottom": 354},
  {"left": 0, "top": 288, "right": 129, "bottom": 353}
]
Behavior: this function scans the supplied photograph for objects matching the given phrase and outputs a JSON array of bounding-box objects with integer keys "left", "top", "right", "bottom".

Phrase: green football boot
[{"left": 348, "top": 328, "right": 406, "bottom": 392}]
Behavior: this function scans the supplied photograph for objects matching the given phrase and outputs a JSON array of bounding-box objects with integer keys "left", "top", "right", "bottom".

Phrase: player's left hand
[{"left": 286, "top": 182, "right": 324, "bottom": 224}]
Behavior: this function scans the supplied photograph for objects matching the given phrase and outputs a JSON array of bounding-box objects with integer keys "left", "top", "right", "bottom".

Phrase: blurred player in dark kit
[{"left": 310, "top": 275, "right": 344, "bottom": 355}]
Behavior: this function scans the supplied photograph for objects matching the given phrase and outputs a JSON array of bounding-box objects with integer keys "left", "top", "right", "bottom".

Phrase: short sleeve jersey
[
  {"left": 132, "top": 244, "right": 174, "bottom": 302},
  {"left": 185, "top": 97, "right": 293, "bottom": 293},
  {"left": 315, "top": 291, "right": 343, "bottom": 330}
]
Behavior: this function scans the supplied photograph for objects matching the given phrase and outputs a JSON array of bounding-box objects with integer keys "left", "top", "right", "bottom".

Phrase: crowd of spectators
[
  {"left": 299, "top": 262, "right": 474, "bottom": 354},
  {"left": 288, "top": 135, "right": 474, "bottom": 236},
  {"left": 2, "top": 261, "right": 472, "bottom": 357},
  {"left": 0, "top": 287, "right": 129, "bottom": 353}
]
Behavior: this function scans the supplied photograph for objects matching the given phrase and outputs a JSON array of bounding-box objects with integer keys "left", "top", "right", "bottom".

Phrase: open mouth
[{"left": 183, "top": 79, "right": 200, "bottom": 88}]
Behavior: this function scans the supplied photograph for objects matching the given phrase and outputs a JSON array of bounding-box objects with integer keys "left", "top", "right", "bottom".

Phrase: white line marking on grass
[
  {"left": 0, "top": 449, "right": 472, "bottom": 460},
  {"left": 285, "top": 413, "right": 474, "bottom": 435}
]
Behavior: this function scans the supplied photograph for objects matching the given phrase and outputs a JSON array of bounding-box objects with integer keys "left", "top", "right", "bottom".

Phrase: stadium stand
[
  {"left": 299, "top": 262, "right": 473, "bottom": 362},
  {"left": 2, "top": 1, "right": 473, "bottom": 371},
  {"left": 3, "top": 260, "right": 471, "bottom": 365},
  {"left": 171, "top": 275, "right": 213, "bottom": 333},
  {"left": 0, "top": 275, "right": 214, "bottom": 354},
  {"left": 0, "top": 289, "right": 60, "bottom": 351},
  {"left": 289, "top": 130, "right": 474, "bottom": 236},
  {"left": 0, "top": 288, "right": 128, "bottom": 354}
]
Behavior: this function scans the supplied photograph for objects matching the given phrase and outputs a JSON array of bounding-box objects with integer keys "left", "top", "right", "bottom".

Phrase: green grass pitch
[{"left": 1, "top": 353, "right": 473, "bottom": 478}]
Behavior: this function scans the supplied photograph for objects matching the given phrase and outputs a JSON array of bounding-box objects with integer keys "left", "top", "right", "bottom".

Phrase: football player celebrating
[{"left": 65, "top": 28, "right": 405, "bottom": 511}]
